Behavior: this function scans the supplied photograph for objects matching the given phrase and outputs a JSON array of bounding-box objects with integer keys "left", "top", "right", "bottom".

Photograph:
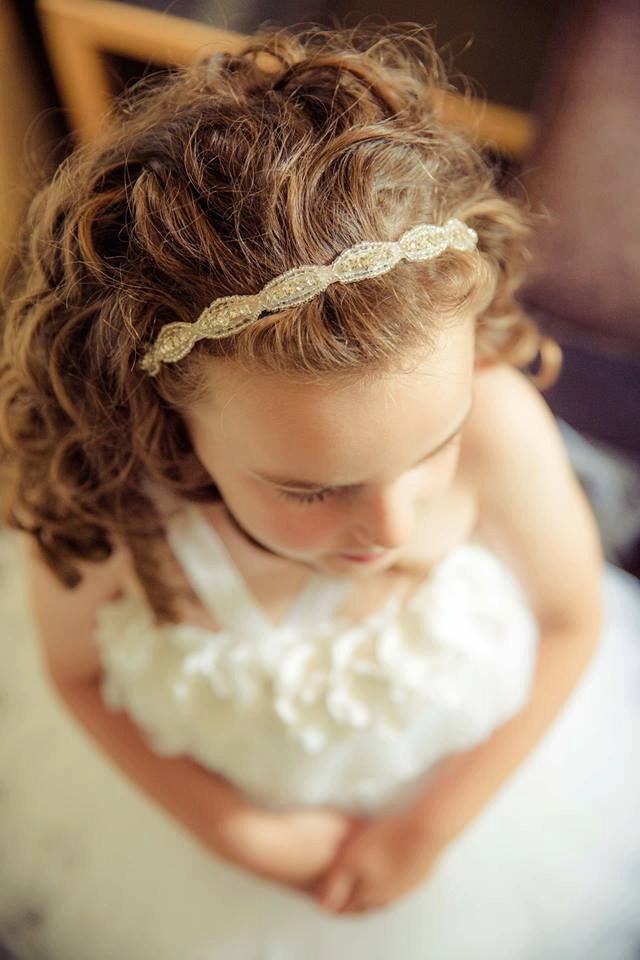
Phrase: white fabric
[
  {"left": 93, "top": 504, "right": 539, "bottom": 812},
  {"left": 2, "top": 516, "right": 640, "bottom": 960}
]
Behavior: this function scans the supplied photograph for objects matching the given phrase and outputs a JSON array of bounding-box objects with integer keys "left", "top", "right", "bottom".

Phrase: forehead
[{"left": 186, "top": 322, "right": 475, "bottom": 486}]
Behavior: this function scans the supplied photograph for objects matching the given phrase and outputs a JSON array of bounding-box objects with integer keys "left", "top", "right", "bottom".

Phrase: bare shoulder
[
  {"left": 23, "top": 532, "right": 130, "bottom": 685},
  {"left": 461, "top": 363, "right": 570, "bottom": 513},
  {"left": 464, "top": 362, "right": 563, "bottom": 456},
  {"left": 462, "top": 363, "right": 604, "bottom": 635}
]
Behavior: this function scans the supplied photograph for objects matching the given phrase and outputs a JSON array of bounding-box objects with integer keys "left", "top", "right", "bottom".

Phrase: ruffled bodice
[{"left": 92, "top": 504, "right": 539, "bottom": 813}]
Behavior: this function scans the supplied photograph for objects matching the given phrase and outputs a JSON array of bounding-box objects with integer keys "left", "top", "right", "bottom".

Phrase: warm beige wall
[{"left": 0, "top": 1, "right": 58, "bottom": 285}]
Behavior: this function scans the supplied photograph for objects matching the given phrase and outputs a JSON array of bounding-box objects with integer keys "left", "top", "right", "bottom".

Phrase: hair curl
[{"left": 0, "top": 22, "right": 561, "bottom": 623}]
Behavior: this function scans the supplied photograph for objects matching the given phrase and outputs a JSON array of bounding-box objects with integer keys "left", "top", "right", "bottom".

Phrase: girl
[{"left": 1, "top": 22, "right": 639, "bottom": 960}]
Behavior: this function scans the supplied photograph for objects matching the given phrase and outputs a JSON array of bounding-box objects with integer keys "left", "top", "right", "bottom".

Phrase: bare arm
[
  {"left": 410, "top": 365, "right": 605, "bottom": 845},
  {"left": 23, "top": 534, "right": 353, "bottom": 889},
  {"left": 50, "top": 675, "right": 352, "bottom": 887}
]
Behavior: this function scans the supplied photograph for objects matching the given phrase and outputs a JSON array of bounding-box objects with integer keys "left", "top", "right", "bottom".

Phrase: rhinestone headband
[{"left": 139, "top": 217, "right": 478, "bottom": 376}]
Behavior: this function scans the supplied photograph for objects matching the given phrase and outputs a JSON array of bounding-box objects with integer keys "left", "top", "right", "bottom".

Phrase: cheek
[
  {"left": 403, "top": 447, "right": 460, "bottom": 504},
  {"left": 225, "top": 476, "right": 345, "bottom": 553},
  {"left": 434, "top": 447, "right": 462, "bottom": 486},
  {"left": 431, "top": 440, "right": 463, "bottom": 481},
  {"left": 263, "top": 497, "right": 346, "bottom": 551}
]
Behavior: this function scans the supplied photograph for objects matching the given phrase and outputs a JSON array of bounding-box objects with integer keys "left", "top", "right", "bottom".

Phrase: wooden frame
[{"left": 37, "top": 0, "right": 535, "bottom": 159}]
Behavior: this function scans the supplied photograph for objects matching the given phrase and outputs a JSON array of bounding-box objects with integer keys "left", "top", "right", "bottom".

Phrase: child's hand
[
  {"left": 311, "top": 805, "right": 443, "bottom": 914},
  {"left": 221, "top": 803, "right": 362, "bottom": 891}
]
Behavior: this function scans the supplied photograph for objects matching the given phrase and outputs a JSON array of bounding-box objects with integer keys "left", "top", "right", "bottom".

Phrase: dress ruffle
[{"left": 93, "top": 544, "right": 539, "bottom": 811}]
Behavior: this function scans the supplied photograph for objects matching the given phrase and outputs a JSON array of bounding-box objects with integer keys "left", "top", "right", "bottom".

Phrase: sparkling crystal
[
  {"left": 261, "top": 265, "right": 331, "bottom": 309},
  {"left": 140, "top": 217, "right": 479, "bottom": 375},
  {"left": 333, "top": 241, "right": 397, "bottom": 281}
]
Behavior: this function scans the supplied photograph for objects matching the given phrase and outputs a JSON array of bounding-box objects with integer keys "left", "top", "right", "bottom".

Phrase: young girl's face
[{"left": 183, "top": 315, "right": 476, "bottom": 577}]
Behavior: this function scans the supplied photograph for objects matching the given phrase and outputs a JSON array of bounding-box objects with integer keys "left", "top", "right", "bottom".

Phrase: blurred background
[{"left": 1, "top": 0, "right": 639, "bottom": 580}]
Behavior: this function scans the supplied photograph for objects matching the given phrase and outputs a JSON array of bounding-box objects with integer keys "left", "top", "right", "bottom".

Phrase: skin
[{"left": 182, "top": 313, "right": 477, "bottom": 580}]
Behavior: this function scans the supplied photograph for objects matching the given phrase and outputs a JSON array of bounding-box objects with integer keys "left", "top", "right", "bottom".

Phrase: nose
[{"left": 349, "top": 477, "right": 418, "bottom": 551}]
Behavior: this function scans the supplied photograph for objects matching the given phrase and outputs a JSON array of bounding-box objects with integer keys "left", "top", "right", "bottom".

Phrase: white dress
[{"left": 1, "top": 502, "right": 640, "bottom": 960}]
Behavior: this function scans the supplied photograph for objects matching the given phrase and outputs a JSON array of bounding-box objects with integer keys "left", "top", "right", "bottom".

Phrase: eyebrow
[{"left": 253, "top": 402, "right": 474, "bottom": 491}]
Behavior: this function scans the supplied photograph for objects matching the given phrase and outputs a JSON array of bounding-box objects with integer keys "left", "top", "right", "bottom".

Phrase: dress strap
[
  {"left": 164, "top": 504, "right": 350, "bottom": 635},
  {"left": 164, "top": 505, "right": 271, "bottom": 635},
  {"left": 279, "top": 574, "right": 351, "bottom": 631}
]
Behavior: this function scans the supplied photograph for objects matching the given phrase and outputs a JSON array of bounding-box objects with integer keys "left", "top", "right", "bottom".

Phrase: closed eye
[
  {"left": 275, "top": 434, "right": 460, "bottom": 506},
  {"left": 276, "top": 487, "right": 335, "bottom": 505}
]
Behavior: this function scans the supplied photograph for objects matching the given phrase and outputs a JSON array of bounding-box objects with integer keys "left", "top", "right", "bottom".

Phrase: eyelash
[
  {"left": 276, "top": 487, "right": 334, "bottom": 505},
  {"left": 275, "top": 436, "right": 460, "bottom": 506}
]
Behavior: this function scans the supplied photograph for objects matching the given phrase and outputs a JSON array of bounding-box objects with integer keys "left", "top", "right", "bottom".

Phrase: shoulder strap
[
  {"left": 164, "top": 505, "right": 272, "bottom": 635},
  {"left": 165, "top": 505, "right": 350, "bottom": 635},
  {"left": 279, "top": 573, "right": 351, "bottom": 631}
]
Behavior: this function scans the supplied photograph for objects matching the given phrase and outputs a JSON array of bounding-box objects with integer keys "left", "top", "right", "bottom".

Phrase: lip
[{"left": 339, "top": 552, "right": 388, "bottom": 563}]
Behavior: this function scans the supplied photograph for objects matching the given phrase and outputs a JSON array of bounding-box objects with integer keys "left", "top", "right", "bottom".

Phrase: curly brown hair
[{"left": 0, "top": 22, "right": 561, "bottom": 624}]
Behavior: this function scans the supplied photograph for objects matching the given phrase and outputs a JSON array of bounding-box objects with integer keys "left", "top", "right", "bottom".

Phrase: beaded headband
[{"left": 139, "top": 217, "right": 478, "bottom": 376}]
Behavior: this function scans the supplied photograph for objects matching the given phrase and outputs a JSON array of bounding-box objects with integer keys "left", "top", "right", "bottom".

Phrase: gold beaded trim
[{"left": 139, "top": 217, "right": 478, "bottom": 376}]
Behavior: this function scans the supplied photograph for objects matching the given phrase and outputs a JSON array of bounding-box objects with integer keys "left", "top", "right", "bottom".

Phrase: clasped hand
[
  {"left": 221, "top": 796, "right": 442, "bottom": 916},
  {"left": 308, "top": 803, "right": 443, "bottom": 915}
]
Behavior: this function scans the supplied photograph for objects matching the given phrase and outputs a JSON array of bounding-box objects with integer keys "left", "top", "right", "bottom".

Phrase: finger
[
  {"left": 317, "top": 871, "right": 357, "bottom": 913},
  {"left": 312, "top": 862, "right": 346, "bottom": 903},
  {"left": 341, "top": 895, "right": 384, "bottom": 915},
  {"left": 312, "top": 870, "right": 335, "bottom": 903},
  {"left": 340, "top": 879, "right": 388, "bottom": 915},
  {"left": 338, "top": 876, "right": 366, "bottom": 913}
]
